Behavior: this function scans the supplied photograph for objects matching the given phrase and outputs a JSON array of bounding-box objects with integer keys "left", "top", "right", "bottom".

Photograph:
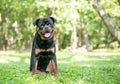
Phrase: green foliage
[
  {"left": 0, "top": 50, "right": 120, "bottom": 84},
  {"left": 0, "top": 0, "right": 120, "bottom": 50}
]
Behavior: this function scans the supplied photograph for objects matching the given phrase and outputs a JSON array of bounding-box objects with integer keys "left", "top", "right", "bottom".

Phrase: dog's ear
[
  {"left": 49, "top": 17, "right": 57, "bottom": 23},
  {"left": 33, "top": 19, "right": 40, "bottom": 26}
]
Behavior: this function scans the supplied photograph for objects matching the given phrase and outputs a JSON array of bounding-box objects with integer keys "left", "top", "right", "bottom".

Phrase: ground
[{"left": 0, "top": 49, "right": 120, "bottom": 84}]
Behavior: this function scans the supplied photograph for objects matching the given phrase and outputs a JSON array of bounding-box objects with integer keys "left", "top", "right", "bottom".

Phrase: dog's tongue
[{"left": 44, "top": 33, "right": 51, "bottom": 38}]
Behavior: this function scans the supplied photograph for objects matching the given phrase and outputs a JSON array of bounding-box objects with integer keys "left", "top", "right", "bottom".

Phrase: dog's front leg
[
  {"left": 51, "top": 60, "right": 59, "bottom": 77},
  {"left": 32, "top": 57, "right": 38, "bottom": 76}
]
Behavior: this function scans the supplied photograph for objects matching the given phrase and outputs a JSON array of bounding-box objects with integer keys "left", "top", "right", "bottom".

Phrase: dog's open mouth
[{"left": 44, "top": 33, "right": 51, "bottom": 38}]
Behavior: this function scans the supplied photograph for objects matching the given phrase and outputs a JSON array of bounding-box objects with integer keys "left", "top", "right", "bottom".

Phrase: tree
[
  {"left": 0, "top": 0, "right": 119, "bottom": 50},
  {"left": 92, "top": 0, "right": 120, "bottom": 43},
  {"left": 70, "top": 0, "right": 78, "bottom": 50}
]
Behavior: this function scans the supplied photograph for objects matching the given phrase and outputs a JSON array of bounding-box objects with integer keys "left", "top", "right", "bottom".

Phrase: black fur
[{"left": 30, "top": 17, "right": 58, "bottom": 75}]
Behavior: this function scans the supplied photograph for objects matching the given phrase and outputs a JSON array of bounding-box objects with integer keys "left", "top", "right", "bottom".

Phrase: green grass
[{"left": 0, "top": 49, "right": 120, "bottom": 84}]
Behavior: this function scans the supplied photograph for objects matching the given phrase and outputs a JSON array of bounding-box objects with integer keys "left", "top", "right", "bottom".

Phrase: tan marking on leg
[
  {"left": 51, "top": 60, "right": 59, "bottom": 77},
  {"left": 36, "top": 70, "right": 41, "bottom": 74},
  {"left": 32, "top": 60, "right": 38, "bottom": 77},
  {"left": 36, "top": 70, "right": 46, "bottom": 74},
  {"left": 46, "top": 60, "right": 53, "bottom": 72}
]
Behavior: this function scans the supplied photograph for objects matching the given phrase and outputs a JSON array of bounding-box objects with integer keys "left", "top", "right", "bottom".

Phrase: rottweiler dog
[{"left": 30, "top": 17, "right": 58, "bottom": 77}]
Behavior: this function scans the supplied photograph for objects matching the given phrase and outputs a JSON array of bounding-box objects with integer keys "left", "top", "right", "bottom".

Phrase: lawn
[{"left": 0, "top": 49, "right": 120, "bottom": 84}]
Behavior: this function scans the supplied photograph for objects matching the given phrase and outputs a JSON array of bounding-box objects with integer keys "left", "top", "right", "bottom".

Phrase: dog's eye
[
  {"left": 47, "top": 23, "right": 50, "bottom": 25},
  {"left": 41, "top": 25, "right": 44, "bottom": 27},
  {"left": 41, "top": 24, "right": 44, "bottom": 27}
]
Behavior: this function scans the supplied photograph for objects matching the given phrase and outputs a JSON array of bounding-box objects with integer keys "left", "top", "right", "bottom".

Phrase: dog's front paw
[{"left": 54, "top": 73, "right": 59, "bottom": 77}]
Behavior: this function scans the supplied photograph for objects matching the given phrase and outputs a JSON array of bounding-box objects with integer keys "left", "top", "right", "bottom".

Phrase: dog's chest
[
  {"left": 37, "top": 39, "right": 55, "bottom": 57},
  {"left": 38, "top": 40, "right": 53, "bottom": 49}
]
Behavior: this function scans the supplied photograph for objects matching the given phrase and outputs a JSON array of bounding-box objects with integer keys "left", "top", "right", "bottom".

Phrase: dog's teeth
[{"left": 45, "top": 33, "right": 51, "bottom": 37}]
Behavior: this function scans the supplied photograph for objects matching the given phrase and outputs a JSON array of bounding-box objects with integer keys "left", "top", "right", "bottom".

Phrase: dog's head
[{"left": 33, "top": 17, "right": 56, "bottom": 40}]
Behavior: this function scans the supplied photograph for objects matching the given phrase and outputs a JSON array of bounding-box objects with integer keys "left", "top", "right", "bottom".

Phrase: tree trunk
[
  {"left": 70, "top": 0, "right": 78, "bottom": 50},
  {"left": 71, "top": 25, "right": 77, "bottom": 50},
  {"left": 83, "top": 30, "right": 93, "bottom": 51},
  {"left": 92, "top": 0, "right": 120, "bottom": 43}
]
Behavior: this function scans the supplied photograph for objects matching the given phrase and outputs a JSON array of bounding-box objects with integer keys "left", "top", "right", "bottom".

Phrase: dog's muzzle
[
  {"left": 38, "top": 27, "right": 54, "bottom": 40},
  {"left": 43, "top": 27, "right": 52, "bottom": 38}
]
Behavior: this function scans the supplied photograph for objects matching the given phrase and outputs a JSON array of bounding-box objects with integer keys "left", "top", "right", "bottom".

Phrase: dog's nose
[
  {"left": 45, "top": 27, "right": 48, "bottom": 29},
  {"left": 44, "top": 25, "right": 48, "bottom": 29}
]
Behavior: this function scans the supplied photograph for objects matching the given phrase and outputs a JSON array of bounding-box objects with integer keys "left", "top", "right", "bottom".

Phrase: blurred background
[{"left": 0, "top": 0, "right": 120, "bottom": 51}]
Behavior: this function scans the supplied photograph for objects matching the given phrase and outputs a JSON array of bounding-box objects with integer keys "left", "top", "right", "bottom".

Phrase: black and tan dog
[{"left": 30, "top": 17, "right": 58, "bottom": 77}]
